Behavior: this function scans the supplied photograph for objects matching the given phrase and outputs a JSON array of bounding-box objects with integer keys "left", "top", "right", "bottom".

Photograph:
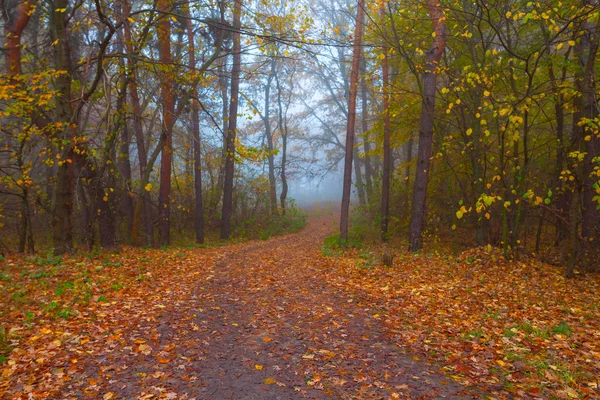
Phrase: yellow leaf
[
  {"left": 568, "top": 40, "right": 575, "bottom": 47},
  {"left": 535, "top": 196, "right": 543, "bottom": 205},
  {"left": 466, "top": 128, "right": 473, "bottom": 136},
  {"left": 456, "top": 210, "right": 464, "bottom": 219},
  {"left": 496, "top": 359, "right": 505, "bottom": 367},
  {"left": 144, "top": 183, "right": 152, "bottom": 191},
  {"left": 255, "top": 364, "right": 263, "bottom": 370},
  {"left": 264, "top": 377, "right": 276, "bottom": 385},
  {"left": 127, "top": 17, "right": 135, "bottom": 23},
  {"left": 262, "top": 337, "right": 272, "bottom": 343}
]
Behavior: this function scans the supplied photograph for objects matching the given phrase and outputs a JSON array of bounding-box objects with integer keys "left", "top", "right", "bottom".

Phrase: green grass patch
[
  {"left": 321, "top": 233, "right": 362, "bottom": 257},
  {"left": 551, "top": 321, "right": 572, "bottom": 337}
]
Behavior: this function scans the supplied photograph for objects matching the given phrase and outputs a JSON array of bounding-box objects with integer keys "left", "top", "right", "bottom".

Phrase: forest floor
[{"left": 1, "top": 216, "right": 600, "bottom": 399}]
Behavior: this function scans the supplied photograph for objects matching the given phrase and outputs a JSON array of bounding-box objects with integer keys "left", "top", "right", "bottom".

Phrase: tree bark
[
  {"left": 157, "top": 0, "right": 175, "bottom": 246},
  {"left": 123, "top": 0, "right": 153, "bottom": 246},
  {"left": 380, "top": 10, "right": 391, "bottom": 242},
  {"left": 275, "top": 69, "right": 290, "bottom": 215},
  {"left": 578, "top": 1, "right": 600, "bottom": 243},
  {"left": 184, "top": 1, "right": 205, "bottom": 243},
  {"left": 115, "top": 0, "right": 134, "bottom": 240},
  {"left": 264, "top": 59, "right": 278, "bottom": 214},
  {"left": 51, "top": 0, "right": 76, "bottom": 255},
  {"left": 220, "top": 0, "right": 242, "bottom": 239},
  {"left": 339, "top": 0, "right": 364, "bottom": 245},
  {"left": 1, "top": 0, "right": 32, "bottom": 76},
  {"left": 3, "top": 0, "right": 33, "bottom": 253},
  {"left": 360, "top": 57, "right": 373, "bottom": 199},
  {"left": 353, "top": 146, "right": 366, "bottom": 206},
  {"left": 408, "top": 0, "right": 447, "bottom": 252}
]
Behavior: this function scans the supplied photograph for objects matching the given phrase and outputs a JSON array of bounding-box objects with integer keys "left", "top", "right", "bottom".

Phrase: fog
[{"left": 289, "top": 170, "right": 345, "bottom": 207}]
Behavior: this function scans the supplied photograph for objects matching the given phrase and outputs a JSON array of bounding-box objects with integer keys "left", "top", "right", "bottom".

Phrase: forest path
[{"left": 63, "top": 216, "right": 476, "bottom": 399}]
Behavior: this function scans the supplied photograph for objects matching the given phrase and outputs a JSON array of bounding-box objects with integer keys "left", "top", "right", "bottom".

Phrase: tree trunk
[
  {"left": 578, "top": 1, "right": 600, "bottom": 243},
  {"left": 360, "top": 57, "right": 373, "bottom": 199},
  {"left": 220, "top": 0, "right": 242, "bottom": 239},
  {"left": 213, "top": 58, "right": 230, "bottom": 223},
  {"left": 408, "top": 0, "right": 447, "bottom": 252},
  {"left": 123, "top": 0, "right": 153, "bottom": 246},
  {"left": 339, "top": 0, "right": 364, "bottom": 245},
  {"left": 78, "top": 179, "right": 94, "bottom": 248},
  {"left": 185, "top": 2, "right": 205, "bottom": 244},
  {"left": 157, "top": 0, "right": 175, "bottom": 246},
  {"left": 115, "top": 2, "right": 134, "bottom": 240},
  {"left": 566, "top": 188, "right": 580, "bottom": 279},
  {"left": 353, "top": 146, "right": 366, "bottom": 206},
  {"left": 51, "top": 0, "right": 76, "bottom": 255},
  {"left": 3, "top": 1, "right": 32, "bottom": 253},
  {"left": 264, "top": 59, "right": 278, "bottom": 214},
  {"left": 95, "top": 183, "right": 117, "bottom": 249},
  {"left": 380, "top": 8, "right": 391, "bottom": 242},
  {"left": 275, "top": 72, "right": 288, "bottom": 214},
  {"left": 2, "top": 0, "right": 32, "bottom": 76}
]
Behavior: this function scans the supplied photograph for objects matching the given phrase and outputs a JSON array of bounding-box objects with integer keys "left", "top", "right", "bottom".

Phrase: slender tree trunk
[
  {"left": 360, "top": 57, "right": 373, "bottom": 198},
  {"left": 118, "top": 107, "right": 134, "bottom": 238},
  {"left": 3, "top": 2, "right": 32, "bottom": 253},
  {"left": 115, "top": 4, "right": 134, "bottom": 240},
  {"left": 95, "top": 183, "right": 117, "bottom": 248},
  {"left": 185, "top": 2, "right": 205, "bottom": 243},
  {"left": 566, "top": 188, "right": 580, "bottom": 278},
  {"left": 544, "top": 45, "right": 569, "bottom": 245},
  {"left": 578, "top": 2, "right": 600, "bottom": 243},
  {"left": 339, "top": 0, "right": 364, "bottom": 245},
  {"left": 353, "top": 146, "right": 366, "bottom": 206},
  {"left": 78, "top": 179, "right": 94, "bottom": 248},
  {"left": 220, "top": 0, "right": 242, "bottom": 239},
  {"left": 264, "top": 59, "right": 278, "bottom": 214},
  {"left": 213, "top": 58, "right": 229, "bottom": 222},
  {"left": 275, "top": 72, "right": 288, "bottom": 214},
  {"left": 123, "top": 5, "right": 153, "bottom": 246},
  {"left": 405, "top": 133, "right": 413, "bottom": 204},
  {"left": 2, "top": 0, "right": 32, "bottom": 76},
  {"left": 51, "top": 0, "right": 76, "bottom": 255},
  {"left": 157, "top": 0, "right": 175, "bottom": 246},
  {"left": 380, "top": 7, "right": 391, "bottom": 241},
  {"left": 408, "top": 0, "right": 447, "bottom": 252}
]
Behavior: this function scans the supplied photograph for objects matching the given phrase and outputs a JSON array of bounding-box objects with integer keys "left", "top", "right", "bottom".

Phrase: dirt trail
[{"left": 64, "top": 217, "right": 477, "bottom": 399}]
